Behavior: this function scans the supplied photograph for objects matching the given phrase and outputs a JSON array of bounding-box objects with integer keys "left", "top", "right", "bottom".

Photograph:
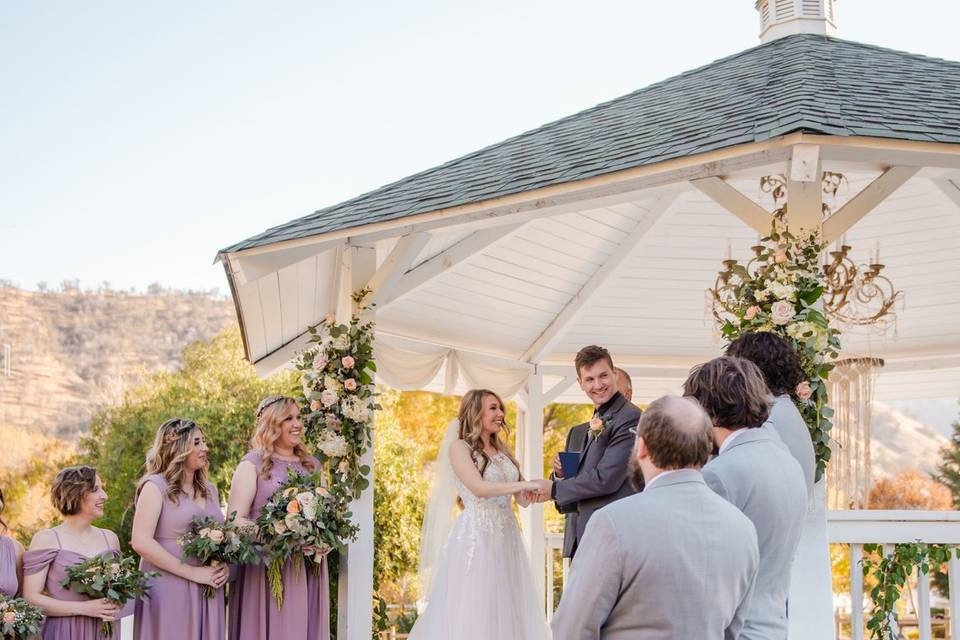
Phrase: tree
[
  {"left": 868, "top": 470, "right": 952, "bottom": 510},
  {"left": 79, "top": 327, "right": 296, "bottom": 550},
  {"left": 936, "top": 403, "right": 960, "bottom": 509}
]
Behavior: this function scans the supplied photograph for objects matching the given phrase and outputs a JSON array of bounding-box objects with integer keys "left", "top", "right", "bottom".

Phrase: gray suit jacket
[
  {"left": 703, "top": 428, "right": 808, "bottom": 640},
  {"left": 551, "top": 469, "right": 760, "bottom": 640},
  {"left": 554, "top": 393, "right": 641, "bottom": 557},
  {"left": 763, "top": 395, "right": 816, "bottom": 496},
  {"left": 557, "top": 421, "right": 589, "bottom": 558}
]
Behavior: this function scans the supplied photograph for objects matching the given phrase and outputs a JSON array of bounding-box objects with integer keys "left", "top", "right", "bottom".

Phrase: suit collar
[
  {"left": 719, "top": 427, "right": 772, "bottom": 453},
  {"left": 643, "top": 468, "right": 704, "bottom": 490},
  {"left": 597, "top": 392, "right": 626, "bottom": 418}
]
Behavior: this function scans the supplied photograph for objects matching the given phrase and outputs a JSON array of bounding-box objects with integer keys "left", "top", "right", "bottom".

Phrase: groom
[{"left": 533, "top": 345, "right": 641, "bottom": 557}]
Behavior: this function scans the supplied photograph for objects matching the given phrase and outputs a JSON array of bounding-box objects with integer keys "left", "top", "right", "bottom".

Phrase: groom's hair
[
  {"left": 574, "top": 345, "right": 614, "bottom": 377},
  {"left": 638, "top": 396, "right": 713, "bottom": 469},
  {"left": 683, "top": 357, "right": 772, "bottom": 430}
]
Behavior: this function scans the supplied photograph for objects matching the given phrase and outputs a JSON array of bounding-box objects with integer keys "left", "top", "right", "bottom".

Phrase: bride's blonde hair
[
  {"left": 141, "top": 418, "right": 209, "bottom": 502},
  {"left": 251, "top": 395, "right": 316, "bottom": 479},
  {"left": 458, "top": 389, "right": 521, "bottom": 478}
]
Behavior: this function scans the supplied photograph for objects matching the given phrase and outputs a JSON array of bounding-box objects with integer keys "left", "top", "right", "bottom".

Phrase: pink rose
[
  {"left": 771, "top": 300, "right": 795, "bottom": 325},
  {"left": 324, "top": 313, "right": 336, "bottom": 325},
  {"left": 4, "top": 611, "right": 16, "bottom": 623},
  {"left": 325, "top": 414, "right": 342, "bottom": 431},
  {"left": 273, "top": 521, "right": 288, "bottom": 534},
  {"left": 343, "top": 378, "right": 358, "bottom": 392},
  {"left": 796, "top": 381, "right": 813, "bottom": 400},
  {"left": 744, "top": 306, "right": 761, "bottom": 320},
  {"left": 338, "top": 459, "right": 350, "bottom": 475},
  {"left": 773, "top": 249, "right": 788, "bottom": 263},
  {"left": 310, "top": 399, "right": 323, "bottom": 412},
  {"left": 341, "top": 355, "right": 356, "bottom": 369},
  {"left": 199, "top": 527, "right": 211, "bottom": 538},
  {"left": 207, "top": 529, "right": 224, "bottom": 544},
  {"left": 588, "top": 417, "right": 604, "bottom": 435}
]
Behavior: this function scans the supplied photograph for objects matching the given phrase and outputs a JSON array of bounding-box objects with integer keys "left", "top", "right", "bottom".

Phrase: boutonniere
[{"left": 588, "top": 415, "right": 610, "bottom": 437}]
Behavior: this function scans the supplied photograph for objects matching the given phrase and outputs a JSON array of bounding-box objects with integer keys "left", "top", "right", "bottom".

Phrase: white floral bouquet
[
  {"left": 178, "top": 512, "right": 259, "bottom": 597},
  {"left": 255, "top": 468, "right": 359, "bottom": 608},
  {"left": 711, "top": 206, "right": 841, "bottom": 480},
  {"left": 294, "top": 311, "right": 378, "bottom": 499}
]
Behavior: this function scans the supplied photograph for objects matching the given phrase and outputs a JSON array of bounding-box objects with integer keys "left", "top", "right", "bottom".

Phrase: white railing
[{"left": 546, "top": 510, "right": 960, "bottom": 640}]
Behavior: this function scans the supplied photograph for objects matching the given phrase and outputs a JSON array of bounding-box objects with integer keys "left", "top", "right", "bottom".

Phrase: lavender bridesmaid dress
[
  {"left": 0, "top": 535, "right": 18, "bottom": 597},
  {"left": 22, "top": 529, "right": 121, "bottom": 640},
  {"left": 134, "top": 474, "right": 225, "bottom": 640},
  {"left": 229, "top": 451, "right": 330, "bottom": 640}
]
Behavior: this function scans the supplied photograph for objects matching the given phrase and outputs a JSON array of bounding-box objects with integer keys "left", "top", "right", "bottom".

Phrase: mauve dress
[
  {"left": 22, "top": 528, "right": 121, "bottom": 640},
  {"left": 229, "top": 451, "right": 330, "bottom": 640},
  {"left": 0, "top": 535, "right": 18, "bottom": 597},
  {"left": 134, "top": 474, "right": 225, "bottom": 640}
]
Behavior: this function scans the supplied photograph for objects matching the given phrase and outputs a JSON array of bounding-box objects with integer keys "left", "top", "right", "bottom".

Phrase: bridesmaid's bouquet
[
  {"left": 61, "top": 554, "right": 157, "bottom": 637},
  {"left": 0, "top": 595, "right": 44, "bottom": 639},
  {"left": 178, "top": 512, "right": 260, "bottom": 597},
  {"left": 256, "top": 469, "right": 359, "bottom": 608}
]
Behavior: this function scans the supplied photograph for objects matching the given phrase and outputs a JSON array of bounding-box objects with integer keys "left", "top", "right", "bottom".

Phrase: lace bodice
[{"left": 451, "top": 452, "right": 519, "bottom": 538}]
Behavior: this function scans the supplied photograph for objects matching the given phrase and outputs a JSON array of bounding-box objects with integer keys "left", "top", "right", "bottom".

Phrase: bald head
[
  {"left": 637, "top": 395, "right": 714, "bottom": 470},
  {"left": 614, "top": 367, "right": 633, "bottom": 401}
]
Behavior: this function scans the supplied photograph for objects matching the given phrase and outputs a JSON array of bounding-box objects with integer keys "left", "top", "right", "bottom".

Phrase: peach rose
[
  {"left": 773, "top": 249, "right": 788, "bottom": 263},
  {"left": 343, "top": 378, "right": 358, "bottom": 392},
  {"left": 273, "top": 521, "right": 288, "bottom": 534},
  {"left": 283, "top": 487, "right": 298, "bottom": 498},
  {"left": 744, "top": 305, "right": 761, "bottom": 320},
  {"left": 3, "top": 611, "right": 15, "bottom": 623},
  {"left": 338, "top": 459, "right": 350, "bottom": 474},
  {"left": 199, "top": 527, "right": 211, "bottom": 538},
  {"left": 588, "top": 417, "right": 604, "bottom": 435},
  {"left": 325, "top": 414, "right": 342, "bottom": 431},
  {"left": 341, "top": 355, "right": 355, "bottom": 369},
  {"left": 207, "top": 529, "right": 225, "bottom": 544},
  {"left": 310, "top": 399, "right": 323, "bottom": 412},
  {"left": 796, "top": 381, "right": 813, "bottom": 400},
  {"left": 316, "top": 486, "right": 330, "bottom": 497},
  {"left": 286, "top": 499, "right": 301, "bottom": 514},
  {"left": 324, "top": 313, "right": 336, "bottom": 325}
]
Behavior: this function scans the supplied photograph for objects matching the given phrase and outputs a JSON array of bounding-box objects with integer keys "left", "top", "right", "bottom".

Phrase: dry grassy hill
[{"left": 0, "top": 283, "right": 235, "bottom": 438}]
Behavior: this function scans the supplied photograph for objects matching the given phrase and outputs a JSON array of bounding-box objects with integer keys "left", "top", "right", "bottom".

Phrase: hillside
[
  {"left": 871, "top": 401, "right": 949, "bottom": 477},
  {"left": 0, "top": 284, "right": 235, "bottom": 437}
]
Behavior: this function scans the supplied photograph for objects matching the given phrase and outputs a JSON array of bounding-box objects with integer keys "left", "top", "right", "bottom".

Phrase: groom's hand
[
  {"left": 551, "top": 454, "right": 564, "bottom": 479},
  {"left": 531, "top": 478, "right": 553, "bottom": 501}
]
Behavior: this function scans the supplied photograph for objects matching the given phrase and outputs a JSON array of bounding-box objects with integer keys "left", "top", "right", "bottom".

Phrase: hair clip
[{"left": 256, "top": 396, "right": 290, "bottom": 418}]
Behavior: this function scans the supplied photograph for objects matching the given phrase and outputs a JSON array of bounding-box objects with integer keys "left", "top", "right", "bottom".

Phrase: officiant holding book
[{"left": 535, "top": 347, "right": 641, "bottom": 558}]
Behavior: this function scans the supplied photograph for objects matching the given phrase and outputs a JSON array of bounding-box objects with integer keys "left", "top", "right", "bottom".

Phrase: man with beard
[{"left": 551, "top": 396, "right": 759, "bottom": 640}]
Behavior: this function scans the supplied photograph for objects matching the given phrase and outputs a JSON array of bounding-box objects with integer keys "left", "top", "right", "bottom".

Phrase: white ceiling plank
[
  {"left": 689, "top": 176, "right": 772, "bottom": 234},
  {"left": 377, "top": 223, "right": 524, "bottom": 310},
  {"left": 296, "top": 256, "right": 318, "bottom": 329},
  {"left": 932, "top": 178, "right": 960, "bottom": 213},
  {"left": 277, "top": 264, "right": 300, "bottom": 344},
  {"left": 521, "top": 191, "right": 685, "bottom": 364},
  {"left": 236, "top": 280, "right": 267, "bottom": 361},
  {"left": 367, "top": 232, "right": 432, "bottom": 308},
  {"left": 822, "top": 166, "right": 920, "bottom": 242},
  {"left": 232, "top": 238, "right": 344, "bottom": 285}
]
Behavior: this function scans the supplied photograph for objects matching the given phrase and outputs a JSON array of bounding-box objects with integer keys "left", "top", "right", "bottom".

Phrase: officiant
[{"left": 534, "top": 347, "right": 641, "bottom": 558}]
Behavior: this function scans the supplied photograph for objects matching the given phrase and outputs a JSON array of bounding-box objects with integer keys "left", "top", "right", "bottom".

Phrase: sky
[{"left": 3, "top": 1, "right": 960, "bottom": 294}]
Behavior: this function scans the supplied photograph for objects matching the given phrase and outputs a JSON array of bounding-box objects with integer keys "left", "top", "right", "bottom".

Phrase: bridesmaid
[
  {"left": 0, "top": 486, "right": 25, "bottom": 597},
  {"left": 131, "top": 418, "right": 228, "bottom": 640},
  {"left": 228, "top": 395, "right": 330, "bottom": 639},
  {"left": 22, "top": 467, "right": 123, "bottom": 639}
]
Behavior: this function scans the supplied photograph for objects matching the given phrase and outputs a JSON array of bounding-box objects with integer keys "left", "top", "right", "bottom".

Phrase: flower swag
[
  {"left": 293, "top": 300, "right": 378, "bottom": 500},
  {"left": 711, "top": 207, "right": 841, "bottom": 482}
]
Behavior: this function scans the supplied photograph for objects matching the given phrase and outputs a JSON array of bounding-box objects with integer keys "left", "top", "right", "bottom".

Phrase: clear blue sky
[{"left": 2, "top": 0, "right": 959, "bottom": 294}]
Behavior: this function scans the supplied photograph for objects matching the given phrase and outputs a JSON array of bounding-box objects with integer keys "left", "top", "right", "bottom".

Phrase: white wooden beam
[
  {"left": 822, "top": 166, "right": 919, "bottom": 242},
  {"left": 521, "top": 192, "right": 684, "bottom": 364},
  {"left": 542, "top": 375, "right": 575, "bottom": 405},
  {"left": 376, "top": 223, "right": 523, "bottom": 309},
  {"left": 786, "top": 144, "right": 823, "bottom": 232},
  {"left": 881, "top": 353, "right": 960, "bottom": 374},
  {"left": 366, "top": 232, "right": 431, "bottom": 308},
  {"left": 228, "top": 238, "right": 343, "bottom": 285},
  {"left": 932, "top": 177, "right": 960, "bottom": 212},
  {"left": 689, "top": 177, "right": 771, "bottom": 234}
]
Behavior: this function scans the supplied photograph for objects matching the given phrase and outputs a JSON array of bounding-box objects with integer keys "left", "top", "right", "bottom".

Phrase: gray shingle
[{"left": 221, "top": 34, "right": 960, "bottom": 254}]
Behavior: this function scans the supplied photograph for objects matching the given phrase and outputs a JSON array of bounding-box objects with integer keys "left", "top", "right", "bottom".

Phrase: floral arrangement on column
[
  {"left": 711, "top": 206, "right": 841, "bottom": 481},
  {"left": 293, "top": 310, "right": 377, "bottom": 499}
]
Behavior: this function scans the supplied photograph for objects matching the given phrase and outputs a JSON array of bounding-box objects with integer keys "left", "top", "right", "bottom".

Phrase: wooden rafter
[
  {"left": 822, "top": 166, "right": 919, "bottom": 242},
  {"left": 689, "top": 176, "right": 771, "bottom": 234}
]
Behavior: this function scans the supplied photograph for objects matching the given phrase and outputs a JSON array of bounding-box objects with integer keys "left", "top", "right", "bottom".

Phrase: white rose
[
  {"left": 771, "top": 300, "right": 795, "bottom": 325},
  {"left": 318, "top": 432, "right": 349, "bottom": 458},
  {"left": 320, "top": 389, "right": 339, "bottom": 408},
  {"left": 332, "top": 334, "right": 350, "bottom": 351},
  {"left": 312, "top": 352, "right": 328, "bottom": 373},
  {"left": 207, "top": 529, "right": 224, "bottom": 544},
  {"left": 323, "top": 375, "right": 342, "bottom": 394}
]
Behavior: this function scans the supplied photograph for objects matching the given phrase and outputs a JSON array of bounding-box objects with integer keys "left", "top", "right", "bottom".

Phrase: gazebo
[{"left": 218, "top": 2, "right": 960, "bottom": 637}]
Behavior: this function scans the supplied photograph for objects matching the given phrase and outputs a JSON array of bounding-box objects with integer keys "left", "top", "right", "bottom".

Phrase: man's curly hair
[{"left": 726, "top": 331, "right": 804, "bottom": 396}]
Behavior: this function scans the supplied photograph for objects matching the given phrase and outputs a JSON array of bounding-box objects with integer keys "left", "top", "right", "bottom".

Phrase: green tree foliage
[
  {"left": 79, "top": 328, "right": 296, "bottom": 550},
  {"left": 936, "top": 403, "right": 960, "bottom": 510}
]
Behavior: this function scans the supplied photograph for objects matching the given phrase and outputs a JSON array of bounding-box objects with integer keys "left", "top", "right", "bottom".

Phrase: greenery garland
[
  {"left": 712, "top": 208, "right": 841, "bottom": 481},
  {"left": 861, "top": 543, "right": 958, "bottom": 639}
]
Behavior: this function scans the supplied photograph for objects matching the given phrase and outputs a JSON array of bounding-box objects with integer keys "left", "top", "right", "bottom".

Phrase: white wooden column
[
  {"left": 519, "top": 368, "right": 547, "bottom": 611},
  {"left": 337, "top": 244, "right": 376, "bottom": 640}
]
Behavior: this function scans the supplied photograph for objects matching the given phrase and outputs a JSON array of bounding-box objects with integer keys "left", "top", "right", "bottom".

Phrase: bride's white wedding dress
[{"left": 410, "top": 448, "right": 550, "bottom": 640}]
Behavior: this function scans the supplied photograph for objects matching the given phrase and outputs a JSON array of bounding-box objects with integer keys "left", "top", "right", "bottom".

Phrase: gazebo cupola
[{"left": 757, "top": 0, "right": 837, "bottom": 41}]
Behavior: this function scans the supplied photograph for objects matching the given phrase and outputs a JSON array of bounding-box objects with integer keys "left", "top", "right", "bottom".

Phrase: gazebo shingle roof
[{"left": 222, "top": 34, "right": 960, "bottom": 253}]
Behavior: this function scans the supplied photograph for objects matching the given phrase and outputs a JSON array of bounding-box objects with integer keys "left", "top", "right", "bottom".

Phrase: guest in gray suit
[
  {"left": 685, "top": 357, "right": 807, "bottom": 640},
  {"left": 551, "top": 395, "right": 759, "bottom": 640},
  {"left": 727, "top": 332, "right": 816, "bottom": 494},
  {"left": 533, "top": 347, "right": 641, "bottom": 557},
  {"left": 552, "top": 367, "right": 634, "bottom": 558}
]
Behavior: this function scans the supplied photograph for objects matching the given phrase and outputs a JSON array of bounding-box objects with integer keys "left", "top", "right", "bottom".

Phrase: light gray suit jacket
[
  {"left": 763, "top": 395, "right": 816, "bottom": 495},
  {"left": 551, "top": 469, "right": 760, "bottom": 640},
  {"left": 703, "top": 428, "right": 808, "bottom": 640}
]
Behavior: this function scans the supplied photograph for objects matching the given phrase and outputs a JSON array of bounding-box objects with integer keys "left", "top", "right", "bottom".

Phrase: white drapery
[{"left": 375, "top": 333, "right": 533, "bottom": 399}]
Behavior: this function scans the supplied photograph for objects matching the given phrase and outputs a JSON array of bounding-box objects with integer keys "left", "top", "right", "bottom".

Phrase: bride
[{"left": 410, "top": 389, "right": 550, "bottom": 640}]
